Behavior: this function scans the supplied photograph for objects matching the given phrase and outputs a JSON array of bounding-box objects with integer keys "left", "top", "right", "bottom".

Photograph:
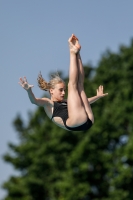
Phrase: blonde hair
[{"left": 37, "top": 72, "right": 65, "bottom": 91}]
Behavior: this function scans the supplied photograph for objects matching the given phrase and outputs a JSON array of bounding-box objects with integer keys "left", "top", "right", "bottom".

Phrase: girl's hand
[
  {"left": 96, "top": 85, "right": 108, "bottom": 97},
  {"left": 19, "top": 77, "right": 34, "bottom": 90}
]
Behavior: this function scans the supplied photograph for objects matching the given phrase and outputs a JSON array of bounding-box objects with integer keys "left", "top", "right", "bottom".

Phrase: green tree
[{"left": 2, "top": 39, "right": 133, "bottom": 200}]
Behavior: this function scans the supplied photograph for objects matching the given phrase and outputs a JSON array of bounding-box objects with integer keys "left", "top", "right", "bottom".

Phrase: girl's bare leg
[
  {"left": 76, "top": 52, "right": 94, "bottom": 123},
  {"left": 66, "top": 37, "right": 88, "bottom": 127}
]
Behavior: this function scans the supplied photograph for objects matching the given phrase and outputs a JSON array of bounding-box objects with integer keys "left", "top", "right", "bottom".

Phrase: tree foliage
[{"left": 2, "top": 39, "right": 133, "bottom": 200}]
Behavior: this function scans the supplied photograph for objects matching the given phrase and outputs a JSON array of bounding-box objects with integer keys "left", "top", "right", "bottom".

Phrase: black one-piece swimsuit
[{"left": 51, "top": 101, "right": 92, "bottom": 131}]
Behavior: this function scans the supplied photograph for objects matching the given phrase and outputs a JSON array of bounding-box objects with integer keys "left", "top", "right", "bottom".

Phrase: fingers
[
  {"left": 101, "top": 93, "right": 108, "bottom": 97},
  {"left": 97, "top": 85, "right": 108, "bottom": 95},
  {"left": 19, "top": 77, "right": 27, "bottom": 87},
  {"left": 24, "top": 76, "right": 27, "bottom": 82},
  {"left": 19, "top": 77, "right": 24, "bottom": 84},
  {"left": 18, "top": 82, "right": 22, "bottom": 86},
  {"left": 99, "top": 85, "right": 103, "bottom": 90},
  {"left": 19, "top": 77, "right": 23, "bottom": 81},
  {"left": 97, "top": 85, "right": 103, "bottom": 93},
  {"left": 19, "top": 77, "right": 27, "bottom": 83},
  {"left": 18, "top": 81, "right": 24, "bottom": 88},
  {"left": 97, "top": 85, "right": 103, "bottom": 91}
]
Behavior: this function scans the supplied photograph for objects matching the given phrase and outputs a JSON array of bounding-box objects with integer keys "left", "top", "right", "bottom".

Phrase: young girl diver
[{"left": 19, "top": 34, "right": 108, "bottom": 131}]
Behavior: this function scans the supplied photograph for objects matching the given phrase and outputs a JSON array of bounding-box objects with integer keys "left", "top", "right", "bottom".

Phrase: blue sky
[{"left": 1, "top": 0, "right": 133, "bottom": 198}]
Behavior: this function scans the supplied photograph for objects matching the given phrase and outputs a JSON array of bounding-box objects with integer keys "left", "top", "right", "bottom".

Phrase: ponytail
[
  {"left": 37, "top": 72, "right": 50, "bottom": 91},
  {"left": 37, "top": 72, "right": 65, "bottom": 91}
]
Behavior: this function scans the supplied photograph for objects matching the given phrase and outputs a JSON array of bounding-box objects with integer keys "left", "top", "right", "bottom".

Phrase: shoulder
[
  {"left": 41, "top": 97, "right": 54, "bottom": 106},
  {"left": 34, "top": 97, "right": 54, "bottom": 107}
]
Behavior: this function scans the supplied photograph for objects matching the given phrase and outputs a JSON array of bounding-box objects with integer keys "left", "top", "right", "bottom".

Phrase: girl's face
[{"left": 50, "top": 82, "right": 66, "bottom": 101}]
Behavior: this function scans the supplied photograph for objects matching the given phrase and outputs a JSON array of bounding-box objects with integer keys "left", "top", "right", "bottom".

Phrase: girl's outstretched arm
[
  {"left": 88, "top": 85, "right": 108, "bottom": 104},
  {"left": 19, "top": 77, "right": 51, "bottom": 107}
]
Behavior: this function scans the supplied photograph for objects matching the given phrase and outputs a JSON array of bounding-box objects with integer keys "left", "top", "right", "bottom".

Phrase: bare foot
[{"left": 68, "top": 34, "right": 81, "bottom": 54}]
